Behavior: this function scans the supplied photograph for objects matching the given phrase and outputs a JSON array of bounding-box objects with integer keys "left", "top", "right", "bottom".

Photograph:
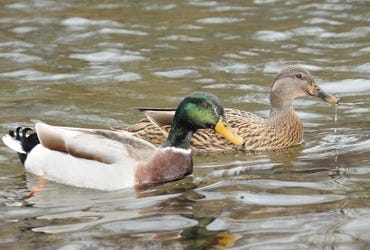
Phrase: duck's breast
[{"left": 134, "top": 147, "right": 192, "bottom": 187}]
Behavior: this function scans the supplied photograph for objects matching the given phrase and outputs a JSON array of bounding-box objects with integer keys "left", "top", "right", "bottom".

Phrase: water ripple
[
  {"left": 241, "top": 179, "right": 349, "bottom": 193},
  {"left": 199, "top": 190, "right": 343, "bottom": 206},
  {"left": 0, "top": 40, "right": 34, "bottom": 48},
  {"left": 339, "top": 208, "right": 370, "bottom": 242},
  {"left": 322, "top": 79, "right": 370, "bottom": 96},
  {"left": 197, "top": 17, "right": 244, "bottom": 24},
  {"left": 211, "top": 61, "right": 250, "bottom": 74},
  {"left": 0, "top": 51, "right": 42, "bottom": 63},
  {"left": 177, "top": 24, "right": 203, "bottom": 30},
  {"left": 100, "top": 28, "right": 148, "bottom": 36},
  {"left": 305, "top": 17, "right": 343, "bottom": 26},
  {"left": 61, "top": 17, "right": 121, "bottom": 28},
  {"left": 70, "top": 50, "right": 146, "bottom": 63},
  {"left": 290, "top": 27, "right": 326, "bottom": 36},
  {"left": 0, "top": 69, "right": 77, "bottom": 81},
  {"left": 319, "top": 26, "right": 370, "bottom": 40},
  {"left": 11, "top": 26, "right": 39, "bottom": 33},
  {"left": 26, "top": 190, "right": 182, "bottom": 234},
  {"left": 207, "top": 211, "right": 347, "bottom": 248},
  {"left": 254, "top": 30, "right": 291, "bottom": 42},
  {"left": 188, "top": 1, "right": 219, "bottom": 7},
  {"left": 211, "top": 5, "right": 252, "bottom": 12},
  {"left": 143, "top": 3, "right": 177, "bottom": 11},
  {"left": 6, "top": 1, "right": 69, "bottom": 11},
  {"left": 153, "top": 69, "right": 200, "bottom": 79},
  {"left": 299, "top": 3, "right": 354, "bottom": 12},
  {"left": 159, "top": 35, "right": 204, "bottom": 42},
  {"left": 99, "top": 214, "right": 198, "bottom": 234},
  {"left": 207, "top": 211, "right": 343, "bottom": 234}
]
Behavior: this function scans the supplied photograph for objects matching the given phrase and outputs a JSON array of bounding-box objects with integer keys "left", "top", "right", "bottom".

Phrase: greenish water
[{"left": 0, "top": 0, "right": 369, "bottom": 249}]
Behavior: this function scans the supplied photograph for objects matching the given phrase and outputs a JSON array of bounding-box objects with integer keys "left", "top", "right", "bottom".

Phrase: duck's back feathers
[
  {"left": 144, "top": 110, "right": 175, "bottom": 127},
  {"left": 132, "top": 107, "right": 175, "bottom": 127},
  {"left": 36, "top": 123, "right": 156, "bottom": 164}
]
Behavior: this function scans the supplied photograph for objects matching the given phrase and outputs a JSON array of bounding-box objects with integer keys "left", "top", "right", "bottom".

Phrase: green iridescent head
[
  {"left": 176, "top": 92, "right": 224, "bottom": 130},
  {"left": 164, "top": 92, "right": 244, "bottom": 149}
]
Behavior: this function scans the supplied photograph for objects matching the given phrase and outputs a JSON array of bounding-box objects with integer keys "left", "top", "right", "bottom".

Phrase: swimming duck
[
  {"left": 124, "top": 66, "right": 339, "bottom": 152},
  {"left": 2, "top": 92, "right": 244, "bottom": 191}
]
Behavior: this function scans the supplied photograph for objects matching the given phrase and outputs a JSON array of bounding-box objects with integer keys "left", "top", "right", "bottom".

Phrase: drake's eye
[
  {"left": 296, "top": 74, "right": 303, "bottom": 79},
  {"left": 202, "top": 103, "right": 209, "bottom": 109}
]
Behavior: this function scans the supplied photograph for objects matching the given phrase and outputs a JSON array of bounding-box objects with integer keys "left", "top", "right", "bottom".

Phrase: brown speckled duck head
[{"left": 269, "top": 66, "right": 339, "bottom": 115}]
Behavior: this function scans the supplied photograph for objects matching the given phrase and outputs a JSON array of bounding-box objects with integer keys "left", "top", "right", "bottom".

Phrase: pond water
[{"left": 0, "top": 0, "right": 369, "bottom": 249}]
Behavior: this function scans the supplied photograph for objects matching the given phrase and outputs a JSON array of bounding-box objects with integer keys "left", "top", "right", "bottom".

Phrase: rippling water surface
[{"left": 0, "top": 0, "right": 369, "bottom": 249}]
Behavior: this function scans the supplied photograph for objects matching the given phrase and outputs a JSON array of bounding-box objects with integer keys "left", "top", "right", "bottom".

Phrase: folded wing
[{"left": 35, "top": 123, "right": 156, "bottom": 164}]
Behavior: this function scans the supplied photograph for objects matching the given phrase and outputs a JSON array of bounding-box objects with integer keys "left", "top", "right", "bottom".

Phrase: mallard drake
[
  {"left": 2, "top": 92, "right": 244, "bottom": 191},
  {"left": 124, "top": 66, "right": 339, "bottom": 152}
]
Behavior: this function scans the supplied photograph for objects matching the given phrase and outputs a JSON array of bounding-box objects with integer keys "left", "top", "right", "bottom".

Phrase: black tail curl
[{"left": 9, "top": 127, "right": 40, "bottom": 164}]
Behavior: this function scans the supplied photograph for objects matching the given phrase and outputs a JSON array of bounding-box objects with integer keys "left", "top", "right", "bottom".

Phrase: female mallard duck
[
  {"left": 124, "top": 66, "right": 339, "bottom": 152},
  {"left": 2, "top": 92, "right": 244, "bottom": 191}
]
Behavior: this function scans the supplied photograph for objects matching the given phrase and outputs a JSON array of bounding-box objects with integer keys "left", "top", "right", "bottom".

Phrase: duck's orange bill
[
  {"left": 310, "top": 83, "right": 339, "bottom": 104},
  {"left": 215, "top": 117, "right": 244, "bottom": 146}
]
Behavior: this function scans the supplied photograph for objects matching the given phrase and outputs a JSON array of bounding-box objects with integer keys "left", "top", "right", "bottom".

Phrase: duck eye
[
  {"left": 202, "top": 103, "right": 209, "bottom": 109},
  {"left": 296, "top": 74, "right": 303, "bottom": 79}
]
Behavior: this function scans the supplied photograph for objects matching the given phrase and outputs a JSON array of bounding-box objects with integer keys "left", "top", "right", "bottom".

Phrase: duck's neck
[
  {"left": 269, "top": 91, "right": 294, "bottom": 117},
  {"left": 268, "top": 106, "right": 300, "bottom": 125},
  {"left": 163, "top": 120, "right": 194, "bottom": 149},
  {"left": 267, "top": 92, "right": 303, "bottom": 140}
]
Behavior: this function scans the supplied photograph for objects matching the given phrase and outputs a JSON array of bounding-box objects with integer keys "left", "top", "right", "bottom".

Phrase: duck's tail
[{"left": 2, "top": 127, "right": 40, "bottom": 165}]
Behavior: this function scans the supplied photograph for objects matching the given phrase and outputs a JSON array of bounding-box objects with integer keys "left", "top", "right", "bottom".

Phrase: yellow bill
[{"left": 215, "top": 117, "right": 244, "bottom": 146}]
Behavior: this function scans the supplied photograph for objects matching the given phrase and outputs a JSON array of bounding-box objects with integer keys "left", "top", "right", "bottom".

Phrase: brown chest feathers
[{"left": 134, "top": 148, "right": 193, "bottom": 187}]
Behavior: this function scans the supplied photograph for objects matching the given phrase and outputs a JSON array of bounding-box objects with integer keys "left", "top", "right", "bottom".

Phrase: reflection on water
[{"left": 0, "top": 0, "right": 369, "bottom": 249}]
